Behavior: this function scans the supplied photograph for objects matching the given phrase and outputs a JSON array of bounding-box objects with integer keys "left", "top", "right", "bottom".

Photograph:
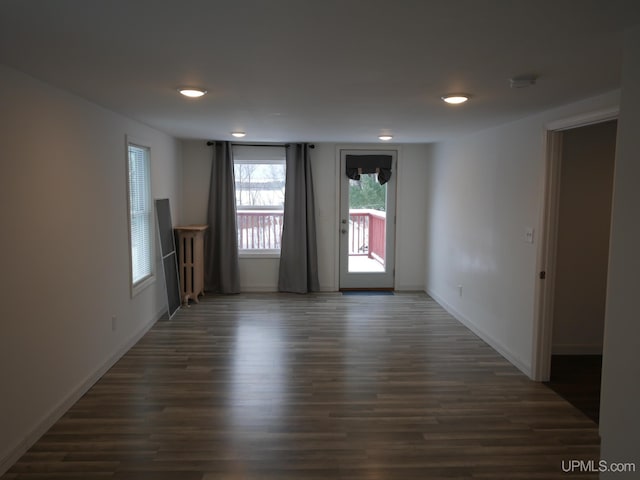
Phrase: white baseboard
[
  {"left": 395, "top": 285, "right": 426, "bottom": 292},
  {"left": 426, "top": 288, "right": 532, "bottom": 378},
  {"left": 319, "top": 285, "right": 338, "bottom": 292},
  {"left": 240, "top": 285, "right": 278, "bottom": 292},
  {"left": 552, "top": 344, "right": 603, "bottom": 355},
  {"left": 240, "top": 285, "right": 339, "bottom": 293},
  {"left": 0, "top": 307, "right": 165, "bottom": 477}
]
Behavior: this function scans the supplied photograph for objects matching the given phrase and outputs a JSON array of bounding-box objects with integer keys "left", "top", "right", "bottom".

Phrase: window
[
  {"left": 233, "top": 146, "right": 286, "bottom": 254},
  {"left": 127, "top": 141, "right": 154, "bottom": 294}
]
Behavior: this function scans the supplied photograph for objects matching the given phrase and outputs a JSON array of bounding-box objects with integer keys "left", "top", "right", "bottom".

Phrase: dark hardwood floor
[
  {"left": 545, "top": 355, "right": 603, "bottom": 424},
  {"left": 3, "top": 293, "right": 601, "bottom": 479}
]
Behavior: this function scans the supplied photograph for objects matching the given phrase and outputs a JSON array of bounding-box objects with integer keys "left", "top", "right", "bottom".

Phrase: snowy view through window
[{"left": 234, "top": 161, "right": 285, "bottom": 251}]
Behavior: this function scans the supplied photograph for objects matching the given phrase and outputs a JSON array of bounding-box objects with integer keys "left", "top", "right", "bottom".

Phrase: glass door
[{"left": 339, "top": 149, "right": 396, "bottom": 289}]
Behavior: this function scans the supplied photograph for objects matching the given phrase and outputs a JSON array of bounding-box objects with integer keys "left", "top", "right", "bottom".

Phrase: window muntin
[{"left": 127, "top": 142, "right": 154, "bottom": 293}]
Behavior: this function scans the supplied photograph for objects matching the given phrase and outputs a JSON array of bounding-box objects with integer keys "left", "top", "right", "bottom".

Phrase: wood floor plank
[{"left": 2, "top": 292, "right": 600, "bottom": 479}]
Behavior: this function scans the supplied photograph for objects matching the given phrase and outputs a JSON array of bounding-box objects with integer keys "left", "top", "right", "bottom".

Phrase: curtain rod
[{"left": 206, "top": 141, "right": 315, "bottom": 148}]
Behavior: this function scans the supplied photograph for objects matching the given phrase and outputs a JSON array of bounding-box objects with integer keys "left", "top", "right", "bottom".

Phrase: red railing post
[
  {"left": 369, "top": 211, "right": 386, "bottom": 264},
  {"left": 368, "top": 215, "right": 374, "bottom": 259}
]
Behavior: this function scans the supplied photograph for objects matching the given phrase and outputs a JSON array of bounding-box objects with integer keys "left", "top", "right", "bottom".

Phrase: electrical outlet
[
  {"left": 525, "top": 227, "right": 535, "bottom": 244},
  {"left": 111, "top": 315, "right": 117, "bottom": 332},
  {"left": 458, "top": 285, "right": 463, "bottom": 297}
]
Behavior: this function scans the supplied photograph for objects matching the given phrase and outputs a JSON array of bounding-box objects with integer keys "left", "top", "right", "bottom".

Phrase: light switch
[{"left": 525, "top": 227, "right": 534, "bottom": 244}]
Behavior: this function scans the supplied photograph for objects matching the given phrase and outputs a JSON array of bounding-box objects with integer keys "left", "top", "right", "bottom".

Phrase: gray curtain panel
[
  {"left": 278, "top": 143, "right": 320, "bottom": 293},
  {"left": 204, "top": 141, "right": 241, "bottom": 294}
]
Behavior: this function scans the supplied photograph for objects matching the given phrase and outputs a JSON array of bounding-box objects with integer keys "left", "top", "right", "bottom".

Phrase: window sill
[
  {"left": 131, "top": 274, "right": 155, "bottom": 298},
  {"left": 239, "top": 250, "right": 281, "bottom": 259}
]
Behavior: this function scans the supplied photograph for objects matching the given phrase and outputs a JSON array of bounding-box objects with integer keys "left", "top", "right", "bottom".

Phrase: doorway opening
[{"left": 533, "top": 115, "right": 617, "bottom": 424}]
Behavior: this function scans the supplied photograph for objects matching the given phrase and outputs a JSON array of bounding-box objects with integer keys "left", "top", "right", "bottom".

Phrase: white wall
[
  {"left": 308, "top": 143, "right": 341, "bottom": 291},
  {"left": 551, "top": 121, "right": 616, "bottom": 355},
  {"left": 0, "top": 65, "right": 182, "bottom": 474},
  {"left": 600, "top": 26, "right": 640, "bottom": 476},
  {"left": 425, "top": 90, "right": 620, "bottom": 376},
  {"left": 180, "top": 141, "right": 430, "bottom": 292},
  {"left": 393, "top": 144, "right": 430, "bottom": 290},
  {"left": 181, "top": 140, "right": 212, "bottom": 225}
]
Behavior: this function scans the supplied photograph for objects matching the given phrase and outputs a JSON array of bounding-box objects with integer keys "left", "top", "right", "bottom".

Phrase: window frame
[
  {"left": 126, "top": 137, "right": 155, "bottom": 296},
  {"left": 233, "top": 150, "right": 286, "bottom": 258}
]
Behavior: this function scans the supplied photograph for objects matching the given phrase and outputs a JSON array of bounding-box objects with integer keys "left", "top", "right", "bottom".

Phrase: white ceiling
[{"left": 2, "top": 0, "right": 640, "bottom": 143}]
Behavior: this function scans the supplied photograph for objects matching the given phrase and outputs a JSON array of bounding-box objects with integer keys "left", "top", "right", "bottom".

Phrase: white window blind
[{"left": 127, "top": 144, "right": 152, "bottom": 286}]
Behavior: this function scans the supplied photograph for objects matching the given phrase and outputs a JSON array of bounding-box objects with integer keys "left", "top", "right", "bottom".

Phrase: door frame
[
  {"left": 337, "top": 147, "right": 398, "bottom": 290},
  {"left": 531, "top": 107, "right": 619, "bottom": 381}
]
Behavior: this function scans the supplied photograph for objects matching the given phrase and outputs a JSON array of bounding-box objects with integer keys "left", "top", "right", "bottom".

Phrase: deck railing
[
  {"left": 236, "top": 209, "right": 385, "bottom": 264},
  {"left": 237, "top": 210, "right": 284, "bottom": 250},
  {"left": 348, "top": 209, "right": 386, "bottom": 263}
]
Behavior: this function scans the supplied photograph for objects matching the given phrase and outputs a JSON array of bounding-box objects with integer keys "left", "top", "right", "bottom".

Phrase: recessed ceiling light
[
  {"left": 442, "top": 94, "right": 470, "bottom": 104},
  {"left": 378, "top": 135, "right": 393, "bottom": 141},
  {"left": 231, "top": 132, "right": 246, "bottom": 138},
  {"left": 178, "top": 88, "right": 207, "bottom": 98}
]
